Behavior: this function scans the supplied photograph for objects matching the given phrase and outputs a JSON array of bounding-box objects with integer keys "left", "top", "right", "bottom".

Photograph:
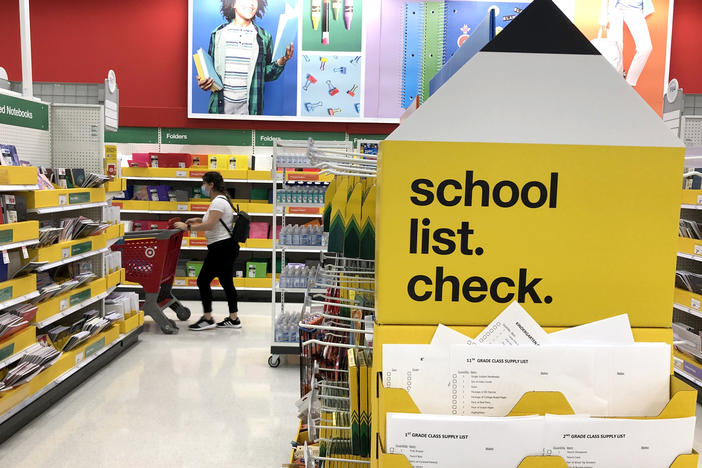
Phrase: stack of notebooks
[
  {"left": 0, "top": 194, "right": 27, "bottom": 224},
  {"left": 0, "top": 144, "right": 21, "bottom": 166},
  {"left": 0, "top": 310, "right": 33, "bottom": 341},
  {"left": 49, "top": 308, "right": 118, "bottom": 352},
  {"left": 192, "top": 48, "right": 223, "bottom": 91},
  {"left": 38, "top": 226, "right": 64, "bottom": 247},
  {"left": 680, "top": 218, "right": 702, "bottom": 239},
  {"left": 0, "top": 343, "right": 60, "bottom": 391},
  {"left": 38, "top": 167, "right": 109, "bottom": 189},
  {"left": 676, "top": 270, "right": 702, "bottom": 294},
  {"left": 32, "top": 271, "right": 97, "bottom": 304},
  {"left": 8, "top": 258, "right": 48, "bottom": 281},
  {"left": 58, "top": 216, "right": 110, "bottom": 242}
]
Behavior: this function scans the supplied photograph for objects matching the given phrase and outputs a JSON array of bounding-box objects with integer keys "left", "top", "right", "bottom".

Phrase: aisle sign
[
  {"left": 376, "top": 141, "right": 684, "bottom": 327},
  {"left": 0, "top": 93, "right": 48, "bottom": 131},
  {"left": 161, "top": 128, "right": 251, "bottom": 146}
]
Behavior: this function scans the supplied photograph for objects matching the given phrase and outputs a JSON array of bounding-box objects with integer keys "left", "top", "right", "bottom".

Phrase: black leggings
[{"left": 197, "top": 239, "right": 239, "bottom": 315}]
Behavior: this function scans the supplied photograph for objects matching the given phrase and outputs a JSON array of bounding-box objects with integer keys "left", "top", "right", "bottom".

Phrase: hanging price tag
[
  {"left": 58, "top": 194, "right": 68, "bottom": 206},
  {"left": 695, "top": 245, "right": 702, "bottom": 255},
  {"left": 1, "top": 251, "right": 8, "bottom": 264},
  {"left": 177, "top": 204, "right": 188, "bottom": 211},
  {"left": 692, "top": 298, "right": 701, "bottom": 310},
  {"left": 62, "top": 247, "right": 70, "bottom": 259},
  {"left": 176, "top": 171, "right": 187, "bottom": 177},
  {"left": 21, "top": 246, "right": 28, "bottom": 259},
  {"left": 60, "top": 298, "right": 69, "bottom": 311}
]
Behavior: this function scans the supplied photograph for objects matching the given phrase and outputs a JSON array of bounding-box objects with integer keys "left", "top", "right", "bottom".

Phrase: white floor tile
[{"left": 1, "top": 301, "right": 300, "bottom": 468}]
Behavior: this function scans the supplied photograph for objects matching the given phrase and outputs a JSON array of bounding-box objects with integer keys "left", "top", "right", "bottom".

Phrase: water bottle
[
  {"left": 292, "top": 225, "right": 301, "bottom": 245},
  {"left": 301, "top": 226, "right": 310, "bottom": 246}
]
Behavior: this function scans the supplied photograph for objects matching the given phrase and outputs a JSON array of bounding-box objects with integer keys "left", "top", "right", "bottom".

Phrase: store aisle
[{"left": 1, "top": 301, "right": 299, "bottom": 468}]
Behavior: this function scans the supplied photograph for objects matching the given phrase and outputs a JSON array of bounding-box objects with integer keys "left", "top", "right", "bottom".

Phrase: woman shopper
[{"left": 173, "top": 172, "right": 241, "bottom": 330}]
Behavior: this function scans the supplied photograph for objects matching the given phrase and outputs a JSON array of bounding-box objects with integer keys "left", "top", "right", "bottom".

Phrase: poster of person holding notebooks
[{"left": 193, "top": 0, "right": 296, "bottom": 116}]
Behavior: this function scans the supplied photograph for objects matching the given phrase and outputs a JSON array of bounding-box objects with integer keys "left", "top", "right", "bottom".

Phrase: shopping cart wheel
[
  {"left": 170, "top": 302, "right": 191, "bottom": 321},
  {"left": 268, "top": 355, "right": 281, "bottom": 368}
]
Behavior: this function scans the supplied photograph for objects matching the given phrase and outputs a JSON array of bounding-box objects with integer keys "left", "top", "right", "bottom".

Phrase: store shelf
[
  {"left": 677, "top": 252, "right": 702, "bottom": 263},
  {"left": 119, "top": 209, "right": 320, "bottom": 218},
  {"left": 276, "top": 283, "right": 326, "bottom": 294},
  {"left": 674, "top": 302, "right": 702, "bottom": 319},
  {"left": 0, "top": 292, "right": 39, "bottom": 313},
  {"left": 0, "top": 239, "right": 39, "bottom": 251},
  {"left": 278, "top": 244, "right": 326, "bottom": 252},
  {"left": 28, "top": 201, "right": 109, "bottom": 214},
  {"left": 124, "top": 175, "right": 275, "bottom": 184},
  {"left": 0, "top": 327, "right": 37, "bottom": 370},
  {"left": 0, "top": 185, "right": 39, "bottom": 192},
  {"left": 35, "top": 247, "right": 109, "bottom": 272},
  {"left": 0, "top": 325, "right": 143, "bottom": 436},
  {"left": 35, "top": 290, "right": 110, "bottom": 329},
  {"left": 270, "top": 341, "right": 300, "bottom": 356},
  {"left": 277, "top": 203, "right": 325, "bottom": 209},
  {"left": 681, "top": 204, "right": 702, "bottom": 210}
]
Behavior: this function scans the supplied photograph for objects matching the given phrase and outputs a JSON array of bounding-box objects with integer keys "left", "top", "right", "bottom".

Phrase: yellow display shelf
[
  {"left": 105, "top": 268, "right": 124, "bottom": 289},
  {"left": 0, "top": 166, "right": 37, "bottom": 186},
  {"left": 25, "top": 188, "right": 106, "bottom": 209},
  {"left": 104, "top": 178, "right": 127, "bottom": 192},
  {"left": 138, "top": 310, "right": 145, "bottom": 326},
  {"left": 28, "top": 234, "right": 107, "bottom": 264},
  {"left": 245, "top": 238, "right": 273, "bottom": 249},
  {"left": 71, "top": 325, "right": 120, "bottom": 365},
  {"left": 105, "top": 223, "right": 124, "bottom": 241},
  {"left": 0, "top": 274, "right": 37, "bottom": 305},
  {"left": 247, "top": 170, "right": 273, "bottom": 181},
  {"left": 682, "top": 190, "right": 702, "bottom": 206},
  {"left": 119, "top": 312, "right": 141, "bottom": 334},
  {"left": 0, "top": 326, "right": 36, "bottom": 366},
  {"left": 373, "top": 376, "right": 698, "bottom": 468},
  {"left": 290, "top": 421, "right": 309, "bottom": 464},
  {"left": 674, "top": 288, "right": 702, "bottom": 313},
  {"left": 34, "top": 278, "right": 107, "bottom": 326},
  {"left": 248, "top": 201, "right": 274, "bottom": 213},
  {"left": 678, "top": 237, "right": 702, "bottom": 257},
  {"left": 0, "top": 221, "right": 39, "bottom": 249},
  {"left": 111, "top": 200, "right": 149, "bottom": 211}
]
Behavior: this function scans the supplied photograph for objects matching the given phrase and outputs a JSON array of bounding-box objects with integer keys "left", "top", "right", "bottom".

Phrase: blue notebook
[{"left": 195, "top": 48, "right": 223, "bottom": 92}]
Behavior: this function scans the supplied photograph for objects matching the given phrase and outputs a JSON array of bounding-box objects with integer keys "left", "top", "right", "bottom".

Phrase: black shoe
[
  {"left": 189, "top": 316, "right": 216, "bottom": 331},
  {"left": 217, "top": 317, "right": 242, "bottom": 329}
]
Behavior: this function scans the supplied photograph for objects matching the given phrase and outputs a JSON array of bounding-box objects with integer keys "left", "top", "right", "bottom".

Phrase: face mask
[{"left": 201, "top": 185, "right": 210, "bottom": 197}]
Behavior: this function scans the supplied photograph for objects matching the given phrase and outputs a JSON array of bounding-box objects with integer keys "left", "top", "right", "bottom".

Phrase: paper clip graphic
[
  {"left": 334, "top": 66, "right": 348, "bottom": 74},
  {"left": 320, "top": 57, "right": 328, "bottom": 71},
  {"left": 303, "top": 55, "right": 311, "bottom": 62},
  {"left": 303, "top": 74, "right": 318, "bottom": 91},
  {"left": 327, "top": 107, "right": 343, "bottom": 116},
  {"left": 349, "top": 56, "right": 361, "bottom": 65},
  {"left": 347, "top": 84, "right": 359, "bottom": 97},
  {"left": 305, "top": 101, "right": 324, "bottom": 112},
  {"left": 354, "top": 103, "right": 361, "bottom": 113},
  {"left": 326, "top": 80, "right": 339, "bottom": 96}
]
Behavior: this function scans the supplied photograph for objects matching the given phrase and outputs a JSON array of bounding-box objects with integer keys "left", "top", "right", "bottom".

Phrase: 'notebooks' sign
[{"left": 376, "top": 141, "right": 683, "bottom": 327}]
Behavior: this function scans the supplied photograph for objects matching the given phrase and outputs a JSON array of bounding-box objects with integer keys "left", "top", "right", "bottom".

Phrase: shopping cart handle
[{"left": 122, "top": 229, "right": 184, "bottom": 240}]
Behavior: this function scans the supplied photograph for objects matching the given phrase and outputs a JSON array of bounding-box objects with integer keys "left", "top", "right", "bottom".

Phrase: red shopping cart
[{"left": 112, "top": 224, "right": 190, "bottom": 334}]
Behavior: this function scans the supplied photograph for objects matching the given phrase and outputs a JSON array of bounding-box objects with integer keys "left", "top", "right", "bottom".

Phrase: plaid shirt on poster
[{"left": 207, "top": 21, "right": 285, "bottom": 115}]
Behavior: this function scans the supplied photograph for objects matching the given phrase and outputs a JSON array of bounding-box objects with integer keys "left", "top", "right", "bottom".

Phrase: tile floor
[
  {"left": 3, "top": 301, "right": 702, "bottom": 467},
  {"left": 1, "top": 301, "right": 300, "bottom": 468}
]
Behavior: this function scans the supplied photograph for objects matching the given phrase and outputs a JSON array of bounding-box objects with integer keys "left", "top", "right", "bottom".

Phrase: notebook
[{"left": 193, "top": 48, "right": 223, "bottom": 91}]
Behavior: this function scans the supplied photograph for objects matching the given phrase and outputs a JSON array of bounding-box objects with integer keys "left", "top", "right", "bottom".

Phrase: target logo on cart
[{"left": 145, "top": 247, "right": 156, "bottom": 258}]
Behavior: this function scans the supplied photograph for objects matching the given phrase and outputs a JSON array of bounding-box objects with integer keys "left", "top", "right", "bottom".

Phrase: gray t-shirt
[{"left": 204, "top": 196, "right": 234, "bottom": 245}]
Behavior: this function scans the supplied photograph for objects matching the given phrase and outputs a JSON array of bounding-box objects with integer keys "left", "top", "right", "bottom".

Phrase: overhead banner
[{"left": 188, "top": 0, "right": 672, "bottom": 122}]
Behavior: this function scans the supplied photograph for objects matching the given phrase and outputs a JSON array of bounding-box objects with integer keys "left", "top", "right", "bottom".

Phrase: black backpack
[{"left": 216, "top": 196, "right": 250, "bottom": 243}]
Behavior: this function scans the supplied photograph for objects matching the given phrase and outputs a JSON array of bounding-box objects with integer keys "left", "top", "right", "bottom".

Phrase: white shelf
[
  {"left": 276, "top": 284, "right": 326, "bottom": 294},
  {"left": 0, "top": 185, "right": 39, "bottom": 192},
  {"left": 278, "top": 244, "right": 326, "bottom": 252},
  {"left": 0, "top": 239, "right": 39, "bottom": 251},
  {"left": 106, "top": 237, "right": 122, "bottom": 248},
  {"left": 681, "top": 204, "right": 702, "bottom": 210},
  {"left": 118, "top": 284, "right": 272, "bottom": 292},
  {"left": 35, "top": 247, "right": 109, "bottom": 272},
  {"left": 35, "top": 291, "right": 109, "bottom": 329},
  {"left": 120, "top": 209, "right": 320, "bottom": 218},
  {"left": 0, "top": 291, "right": 40, "bottom": 312},
  {"left": 124, "top": 175, "right": 275, "bottom": 184},
  {"left": 277, "top": 202, "right": 325, "bottom": 209},
  {"left": 0, "top": 326, "right": 142, "bottom": 425},
  {"left": 0, "top": 344, "right": 34, "bottom": 370},
  {"left": 677, "top": 251, "right": 702, "bottom": 262},
  {"left": 674, "top": 302, "right": 702, "bottom": 319},
  {"left": 28, "top": 201, "right": 109, "bottom": 214},
  {"left": 674, "top": 366, "right": 702, "bottom": 388}
]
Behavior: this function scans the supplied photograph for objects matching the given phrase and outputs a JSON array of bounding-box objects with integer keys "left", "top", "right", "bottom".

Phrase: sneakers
[
  {"left": 189, "top": 316, "right": 216, "bottom": 331},
  {"left": 217, "top": 317, "right": 242, "bottom": 329}
]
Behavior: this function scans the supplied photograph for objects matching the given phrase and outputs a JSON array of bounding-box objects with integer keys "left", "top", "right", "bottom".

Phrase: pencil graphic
[
  {"left": 311, "top": 0, "right": 321, "bottom": 30},
  {"left": 332, "top": 0, "right": 341, "bottom": 20},
  {"left": 344, "top": 0, "right": 353, "bottom": 30},
  {"left": 322, "top": 0, "right": 330, "bottom": 45}
]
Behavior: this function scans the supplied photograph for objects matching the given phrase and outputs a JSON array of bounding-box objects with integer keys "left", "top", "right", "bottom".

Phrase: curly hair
[{"left": 221, "top": 0, "right": 268, "bottom": 22}]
